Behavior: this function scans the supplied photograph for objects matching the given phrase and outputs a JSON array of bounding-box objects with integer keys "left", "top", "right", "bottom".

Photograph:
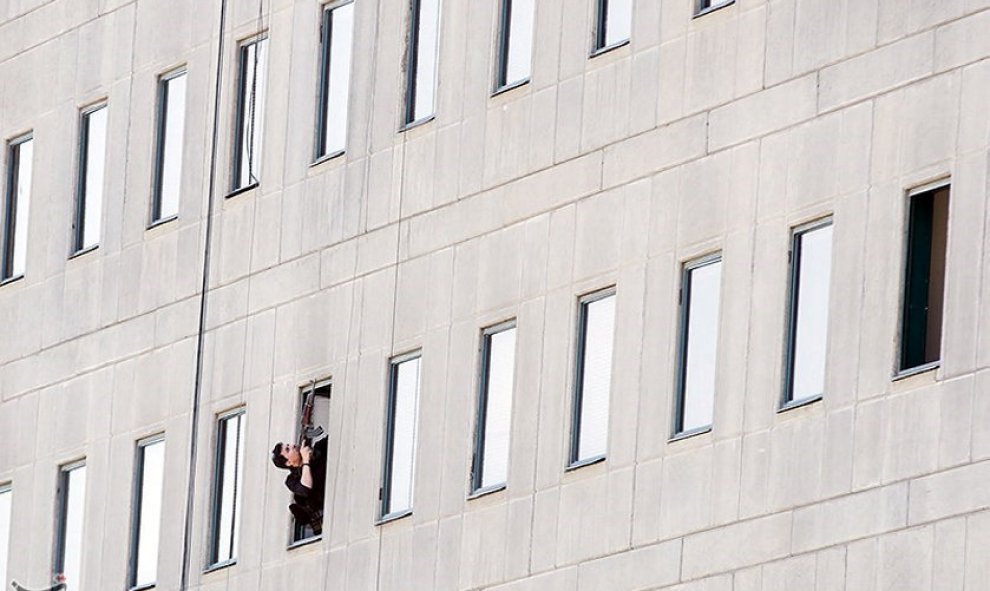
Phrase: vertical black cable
[{"left": 178, "top": 0, "right": 227, "bottom": 587}]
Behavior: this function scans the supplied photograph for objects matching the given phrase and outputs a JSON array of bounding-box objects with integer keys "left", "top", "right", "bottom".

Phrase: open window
[{"left": 290, "top": 381, "right": 331, "bottom": 545}]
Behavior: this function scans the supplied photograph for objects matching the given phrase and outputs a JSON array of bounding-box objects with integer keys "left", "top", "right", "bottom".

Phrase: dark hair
[{"left": 271, "top": 442, "right": 289, "bottom": 469}]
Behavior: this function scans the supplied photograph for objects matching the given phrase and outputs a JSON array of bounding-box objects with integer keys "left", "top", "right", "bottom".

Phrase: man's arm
[{"left": 299, "top": 445, "right": 314, "bottom": 490}]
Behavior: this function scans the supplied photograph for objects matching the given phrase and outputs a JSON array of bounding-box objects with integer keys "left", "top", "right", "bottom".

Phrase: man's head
[{"left": 271, "top": 442, "right": 302, "bottom": 469}]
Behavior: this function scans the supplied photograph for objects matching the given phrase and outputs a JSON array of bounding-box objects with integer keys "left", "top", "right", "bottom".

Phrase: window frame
[
  {"left": 128, "top": 434, "right": 166, "bottom": 591},
  {"left": 53, "top": 459, "right": 87, "bottom": 587},
  {"left": 72, "top": 102, "right": 108, "bottom": 256},
  {"left": 313, "top": 0, "right": 355, "bottom": 163},
  {"left": 567, "top": 287, "right": 616, "bottom": 469},
  {"left": 230, "top": 34, "right": 268, "bottom": 195},
  {"left": 402, "top": 0, "right": 441, "bottom": 129},
  {"left": 2, "top": 132, "right": 33, "bottom": 283},
  {"left": 493, "top": 0, "right": 533, "bottom": 94},
  {"left": 207, "top": 408, "right": 246, "bottom": 570},
  {"left": 780, "top": 217, "right": 833, "bottom": 410},
  {"left": 470, "top": 319, "right": 517, "bottom": 497},
  {"left": 0, "top": 481, "right": 12, "bottom": 588},
  {"left": 897, "top": 181, "right": 950, "bottom": 377},
  {"left": 592, "top": 0, "right": 631, "bottom": 56},
  {"left": 694, "top": 0, "right": 735, "bottom": 18},
  {"left": 671, "top": 253, "right": 722, "bottom": 440},
  {"left": 378, "top": 351, "right": 421, "bottom": 523},
  {"left": 150, "top": 67, "right": 187, "bottom": 227}
]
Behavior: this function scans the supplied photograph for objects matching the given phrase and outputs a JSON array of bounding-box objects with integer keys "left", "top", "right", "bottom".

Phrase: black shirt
[{"left": 284, "top": 436, "right": 328, "bottom": 512}]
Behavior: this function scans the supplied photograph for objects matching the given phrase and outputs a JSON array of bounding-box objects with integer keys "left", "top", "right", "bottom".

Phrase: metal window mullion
[
  {"left": 496, "top": 0, "right": 513, "bottom": 88},
  {"left": 405, "top": 0, "right": 423, "bottom": 124},
  {"left": 472, "top": 337, "right": 493, "bottom": 491},
  {"left": 227, "top": 416, "right": 242, "bottom": 561},
  {"left": 75, "top": 113, "right": 92, "bottom": 252},
  {"left": 315, "top": 8, "right": 334, "bottom": 159},
  {"left": 570, "top": 302, "right": 591, "bottom": 464},
  {"left": 380, "top": 364, "right": 400, "bottom": 517},
  {"left": 2, "top": 143, "right": 19, "bottom": 278}
]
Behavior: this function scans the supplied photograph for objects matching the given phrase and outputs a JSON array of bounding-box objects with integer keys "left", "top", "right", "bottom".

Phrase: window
[
  {"left": 209, "top": 410, "right": 245, "bottom": 567},
  {"left": 570, "top": 289, "right": 616, "bottom": 466},
  {"left": 54, "top": 461, "right": 86, "bottom": 591},
  {"left": 494, "top": 0, "right": 534, "bottom": 91},
  {"left": 151, "top": 70, "right": 187, "bottom": 224},
  {"left": 696, "top": 0, "right": 734, "bottom": 15},
  {"left": 673, "top": 255, "right": 722, "bottom": 437},
  {"left": 232, "top": 36, "right": 268, "bottom": 192},
  {"left": 315, "top": 1, "right": 355, "bottom": 160},
  {"left": 74, "top": 104, "right": 107, "bottom": 253},
  {"left": 783, "top": 219, "right": 833, "bottom": 406},
  {"left": 472, "top": 322, "right": 517, "bottom": 494},
  {"left": 593, "top": 0, "right": 632, "bottom": 53},
  {"left": 900, "top": 185, "right": 949, "bottom": 372},
  {"left": 404, "top": 0, "right": 441, "bottom": 126},
  {"left": 380, "top": 354, "right": 421, "bottom": 520},
  {"left": 0, "top": 484, "right": 11, "bottom": 588},
  {"left": 291, "top": 381, "right": 331, "bottom": 544},
  {"left": 2, "top": 134, "right": 32, "bottom": 281},
  {"left": 129, "top": 436, "right": 165, "bottom": 590}
]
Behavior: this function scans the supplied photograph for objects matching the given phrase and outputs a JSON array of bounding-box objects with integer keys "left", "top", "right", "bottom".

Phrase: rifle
[{"left": 299, "top": 380, "right": 316, "bottom": 447}]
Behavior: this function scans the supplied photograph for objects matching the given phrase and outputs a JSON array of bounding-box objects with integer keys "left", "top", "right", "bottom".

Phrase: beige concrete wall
[{"left": 1, "top": 0, "right": 989, "bottom": 589}]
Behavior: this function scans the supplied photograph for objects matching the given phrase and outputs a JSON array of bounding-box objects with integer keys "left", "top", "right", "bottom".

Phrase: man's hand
[{"left": 300, "top": 445, "right": 313, "bottom": 464}]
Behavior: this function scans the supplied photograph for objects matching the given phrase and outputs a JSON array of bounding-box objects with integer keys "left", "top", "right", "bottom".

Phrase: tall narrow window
[
  {"left": 570, "top": 289, "right": 616, "bottom": 466},
  {"left": 783, "top": 219, "right": 833, "bottom": 406},
  {"left": 900, "top": 185, "right": 949, "bottom": 372},
  {"left": 472, "top": 322, "right": 517, "bottom": 494},
  {"left": 380, "top": 354, "right": 421, "bottom": 520},
  {"left": 674, "top": 256, "right": 722, "bottom": 436},
  {"left": 151, "top": 70, "right": 187, "bottom": 224},
  {"left": 2, "top": 134, "right": 32, "bottom": 281},
  {"left": 54, "top": 461, "right": 86, "bottom": 591},
  {"left": 593, "top": 0, "right": 632, "bottom": 53},
  {"left": 129, "top": 436, "right": 165, "bottom": 589},
  {"left": 74, "top": 104, "right": 107, "bottom": 253},
  {"left": 209, "top": 410, "right": 245, "bottom": 567},
  {"left": 0, "top": 484, "right": 11, "bottom": 588},
  {"left": 315, "top": 1, "right": 354, "bottom": 160},
  {"left": 232, "top": 36, "right": 268, "bottom": 192},
  {"left": 404, "top": 0, "right": 441, "bottom": 126},
  {"left": 494, "top": 0, "right": 534, "bottom": 91},
  {"left": 291, "top": 381, "right": 331, "bottom": 544}
]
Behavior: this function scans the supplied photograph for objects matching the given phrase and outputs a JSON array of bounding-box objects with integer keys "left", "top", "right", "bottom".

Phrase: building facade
[{"left": 1, "top": 0, "right": 989, "bottom": 589}]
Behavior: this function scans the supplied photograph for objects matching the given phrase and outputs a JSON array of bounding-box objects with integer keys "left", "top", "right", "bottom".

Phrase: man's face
[{"left": 279, "top": 443, "right": 302, "bottom": 468}]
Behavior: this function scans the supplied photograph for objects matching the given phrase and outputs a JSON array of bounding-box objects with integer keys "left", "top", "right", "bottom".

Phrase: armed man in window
[{"left": 271, "top": 430, "right": 328, "bottom": 536}]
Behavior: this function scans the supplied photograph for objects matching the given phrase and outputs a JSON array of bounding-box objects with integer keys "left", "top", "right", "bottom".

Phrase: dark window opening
[
  {"left": 291, "top": 381, "right": 331, "bottom": 544},
  {"left": 900, "top": 185, "right": 949, "bottom": 372}
]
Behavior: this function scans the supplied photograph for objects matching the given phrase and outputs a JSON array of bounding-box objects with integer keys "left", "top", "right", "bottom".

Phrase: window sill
[
  {"left": 693, "top": 0, "right": 735, "bottom": 18},
  {"left": 311, "top": 150, "right": 345, "bottom": 168},
  {"left": 400, "top": 114, "right": 436, "bottom": 133},
  {"left": 287, "top": 534, "right": 322, "bottom": 550},
  {"left": 590, "top": 39, "right": 629, "bottom": 58},
  {"left": 467, "top": 483, "right": 506, "bottom": 500},
  {"left": 668, "top": 425, "right": 712, "bottom": 443},
  {"left": 893, "top": 361, "right": 940, "bottom": 382},
  {"left": 376, "top": 509, "right": 412, "bottom": 526},
  {"left": 68, "top": 244, "right": 99, "bottom": 260},
  {"left": 0, "top": 274, "right": 24, "bottom": 287},
  {"left": 130, "top": 583, "right": 156, "bottom": 591},
  {"left": 147, "top": 214, "right": 178, "bottom": 231},
  {"left": 492, "top": 78, "right": 530, "bottom": 97},
  {"left": 778, "top": 394, "right": 823, "bottom": 413},
  {"left": 565, "top": 455, "right": 606, "bottom": 472},
  {"left": 226, "top": 182, "right": 259, "bottom": 199},
  {"left": 203, "top": 559, "right": 236, "bottom": 574}
]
